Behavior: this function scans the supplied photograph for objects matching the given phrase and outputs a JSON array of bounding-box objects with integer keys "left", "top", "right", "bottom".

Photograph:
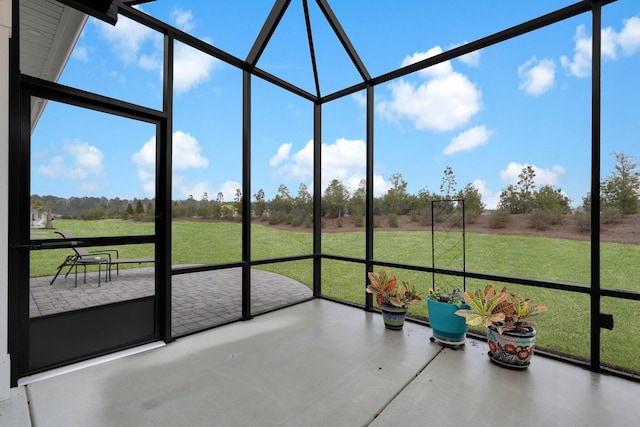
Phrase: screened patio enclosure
[{"left": 8, "top": 0, "right": 640, "bottom": 386}]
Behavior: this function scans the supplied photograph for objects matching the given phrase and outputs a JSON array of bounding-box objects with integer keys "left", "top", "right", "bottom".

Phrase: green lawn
[{"left": 30, "top": 219, "right": 640, "bottom": 373}]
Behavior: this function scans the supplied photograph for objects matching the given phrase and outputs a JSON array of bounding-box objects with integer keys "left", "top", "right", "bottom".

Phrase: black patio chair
[{"left": 49, "top": 231, "right": 154, "bottom": 286}]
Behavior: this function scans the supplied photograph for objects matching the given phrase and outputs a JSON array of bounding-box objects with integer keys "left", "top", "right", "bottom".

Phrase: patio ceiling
[{"left": 18, "top": 0, "right": 154, "bottom": 130}]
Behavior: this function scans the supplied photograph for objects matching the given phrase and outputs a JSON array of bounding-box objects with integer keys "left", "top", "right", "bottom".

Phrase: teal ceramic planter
[
  {"left": 381, "top": 303, "right": 407, "bottom": 330},
  {"left": 427, "top": 299, "right": 469, "bottom": 343}
]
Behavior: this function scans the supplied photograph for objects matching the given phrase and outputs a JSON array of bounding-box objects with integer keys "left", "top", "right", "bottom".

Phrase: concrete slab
[
  {"left": 0, "top": 386, "right": 31, "bottom": 427},
  {"left": 371, "top": 338, "right": 640, "bottom": 426},
  {"left": 26, "top": 300, "right": 439, "bottom": 426},
  {"left": 18, "top": 300, "right": 640, "bottom": 426}
]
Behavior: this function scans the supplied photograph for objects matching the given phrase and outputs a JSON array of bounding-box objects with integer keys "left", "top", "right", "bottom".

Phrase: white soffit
[{"left": 19, "top": 0, "right": 87, "bottom": 130}]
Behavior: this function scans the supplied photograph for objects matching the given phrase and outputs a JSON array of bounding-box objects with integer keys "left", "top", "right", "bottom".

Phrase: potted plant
[
  {"left": 426, "top": 287, "right": 468, "bottom": 347},
  {"left": 455, "top": 284, "right": 547, "bottom": 369},
  {"left": 366, "top": 268, "right": 422, "bottom": 330}
]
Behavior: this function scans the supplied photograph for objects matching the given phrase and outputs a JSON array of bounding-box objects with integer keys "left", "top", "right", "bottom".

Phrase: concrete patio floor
[{"left": 3, "top": 299, "right": 640, "bottom": 426}]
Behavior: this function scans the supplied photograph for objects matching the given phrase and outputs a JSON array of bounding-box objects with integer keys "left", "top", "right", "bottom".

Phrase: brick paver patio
[{"left": 29, "top": 267, "right": 313, "bottom": 336}]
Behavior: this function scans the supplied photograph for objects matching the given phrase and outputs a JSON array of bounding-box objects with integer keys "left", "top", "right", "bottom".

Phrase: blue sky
[{"left": 30, "top": 1, "right": 640, "bottom": 209}]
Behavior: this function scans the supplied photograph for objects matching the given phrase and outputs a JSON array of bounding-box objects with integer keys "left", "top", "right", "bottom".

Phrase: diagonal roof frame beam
[
  {"left": 315, "top": 0, "right": 370, "bottom": 82},
  {"left": 246, "top": 0, "right": 292, "bottom": 69},
  {"left": 303, "top": 0, "right": 322, "bottom": 98}
]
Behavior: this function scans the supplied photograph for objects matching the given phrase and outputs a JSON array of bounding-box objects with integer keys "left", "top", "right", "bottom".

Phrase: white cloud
[
  {"left": 171, "top": 131, "right": 208, "bottom": 169},
  {"left": 499, "top": 162, "right": 565, "bottom": 187},
  {"left": 618, "top": 16, "right": 640, "bottom": 55},
  {"left": 269, "top": 138, "right": 389, "bottom": 197},
  {"left": 94, "top": 8, "right": 218, "bottom": 93},
  {"left": 448, "top": 41, "right": 481, "bottom": 67},
  {"left": 173, "top": 39, "right": 220, "bottom": 93},
  {"left": 132, "top": 131, "right": 209, "bottom": 196},
  {"left": 472, "top": 179, "right": 499, "bottom": 210},
  {"left": 352, "top": 92, "right": 367, "bottom": 107},
  {"left": 378, "top": 46, "right": 482, "bottom": 132},
  {"left": 401, "top": 46, "right": 453, "bottom": 79},
  {"left": 444, "top": 125, "right": 492, "bottom": 155},
  {"left": 518, "top": 57, "right": 556, "bottom": 96},
  {"left": 377, "top": 74, "right": 481, "bottom": 132},
  {"left": 217, "top": 181, "right": 243, "bottom": 202},
  {"left": 72, "top": 46, "right": 89, "bottom": 62},
  {"left": 37, "top": 139, "right": 105, "bottom": 180},
  {"left": 270, "top": 143, "right": 292, "bottom": 167},
  {"left": 560, "top": 25, "right": 592, "bottom": 77},
  {"left": 94, "top": 13, "right": 158, "bottom": 65},
  {"left": 561, "top": 16, "right": 640, "bottom": 77},
  {"left": 36, "top": 140, "right": 106, "bottom": 195},
  {"left": 172, "top": 8, "right": 195, "bottom": 32}
]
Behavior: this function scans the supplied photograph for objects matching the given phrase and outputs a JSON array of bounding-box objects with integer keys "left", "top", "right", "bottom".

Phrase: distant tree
[
  {"left": 499, "top": 165, "right": 536, "bottom": 214},
  {"left": 532, "top": 185, "right": 571, "bottom": 214},
  {"left": 323, "top": 179, "right": 350, "bottom": 218},
  {"left": 135, "top": 200, "right": 145, "bottom": 215},
  {"left": 349, "top": 179, "right": 366, "bottom": 218},
  {"left": 601, "top": 151, "right": 640, "bottom": 215},
  {"left": 295, "top": 183, "right": 313, "bottom": 218},
  {"left": 80, "top": 203, "right": 106, "bottom": 220},
  {"left": 147, "top": 202, "right": 155, "bottom": 216},
  {"left": 457, "top": 183, "right": 485, "bottom": 223},
  {"left": 383, "top": 173, "right": 409, "bottom": 215},
  {"left": 43, "top": 201, "right": 54, "bottom": 228},
  {"left": 440, "top": 166, "right": 457, "bottom": 198},
  {"left": 253, "top": 188, "right": 267, "bottom": 217},
  {"left": 185, "top": 194, "right": 196, "bottom": 217},
  {"left": 126, "top": 203, "right": 135, "bottom": 216},
  {"left": 234, "top": 188, "right": 243, "bottom": 218},
  {"left": 271, "top": 184, "right": 293, "bottom": 214}
]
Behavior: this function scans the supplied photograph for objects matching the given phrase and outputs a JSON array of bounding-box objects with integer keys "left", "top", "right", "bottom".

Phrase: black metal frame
[{"left": 9, "top": 0, "right": 639, "bottom": 384}]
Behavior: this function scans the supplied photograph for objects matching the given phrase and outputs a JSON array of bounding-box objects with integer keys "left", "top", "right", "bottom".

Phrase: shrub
[
  {"left": 289, "top": 215, "right": 303, "bottom": 227},
  {"left": 352, "top": 215, "right": 363, "bottom": 227},
  {"left": 268, "top": 211, "right": 286, "bottom": 225},
  {"left": 529, "top": 208, "right": 564, "bottom": 231},
  {"left": 388, "top": 213, "right": 398, "bottom": 228},
  {"left": 420, "top": 208, "right": 433, "bottom": 226},
  {"left": 488, "top": 209, "right": 510, "bottom": 229},
  {"left": 373, "top": 216, "right": 381, "bottom": 228},
  {"left": 449, "top": 211, "right": 463, "bottom": 228},
  {"left": 409, "top": 210, "right": 421, "bottom": 222},
  {"left": 601, "top": 207, "right": 622, "bottom": 225},
  {"left": 336, "top": 218, "right": 343, "bottom": 228},
  {"left": 529, "top": 209, "right": 550, "bottom": 230},
  {"left": 465, "top": 208, "right": 481, "bottom": 224},
  {"left": 574, "top": 211, "right": 590, "bottom": 233}
]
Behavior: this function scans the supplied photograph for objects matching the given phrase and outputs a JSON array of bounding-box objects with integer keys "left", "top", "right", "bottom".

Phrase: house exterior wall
[{"left": 0, "top": 0, "right": 12, "bottom": 402}]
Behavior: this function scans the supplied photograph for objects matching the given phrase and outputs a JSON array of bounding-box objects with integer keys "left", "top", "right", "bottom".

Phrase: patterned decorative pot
[
  {"left": 487, "top": 325, "right": 537, "bottom": 369},
  {"left": 380, "top": 303, "right": 408, "bottom": 330},
  {"left": 427, "top": 299, "right": 469, "bottom": 344}
]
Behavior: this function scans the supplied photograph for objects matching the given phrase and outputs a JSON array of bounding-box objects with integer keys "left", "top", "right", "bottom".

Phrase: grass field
[{"left": 30, "top": 219, "right": 640, "bottom": 373}]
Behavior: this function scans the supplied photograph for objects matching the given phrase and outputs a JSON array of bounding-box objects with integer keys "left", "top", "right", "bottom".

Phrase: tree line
[{"left": 31, "top": 152, "right": 639, "bottom": 230}]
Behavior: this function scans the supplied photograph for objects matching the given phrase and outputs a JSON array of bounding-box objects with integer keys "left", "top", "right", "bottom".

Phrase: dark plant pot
[
  {"left": 427, "top": 299, "right": 469, "bottom": 343},
  {"left": 380, "top": 303, "right": 407, "bottom": 330},
  {"left": 487, "top": 325, "right": 537, "bottom": 369}
]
